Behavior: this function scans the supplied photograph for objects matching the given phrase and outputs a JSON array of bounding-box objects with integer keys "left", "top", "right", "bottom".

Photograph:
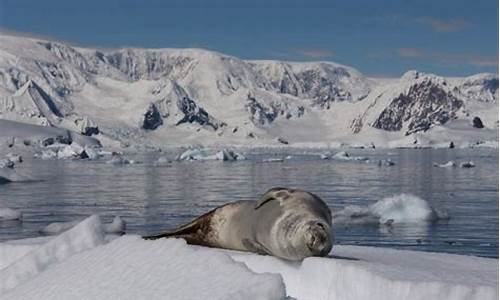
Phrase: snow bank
[
  {"left": 0, "top": 215, "right": 105, "bottom": 293},
  {"left": 1, "top": 219, "right": 284, "bottom": 299},
  {"left": 334, "top": 194, "right": 448, "bottom": 225}
]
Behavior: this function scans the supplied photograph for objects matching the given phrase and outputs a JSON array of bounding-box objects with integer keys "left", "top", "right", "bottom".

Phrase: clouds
[
  {"left": 396, "top": 48, "right": 423, "bottom": 58},
  {"left": 417, "top": 17, "right": 470, "bottom": 33},
  {"left": 395, "top": 47, "right": 498, "bottom": 68}
]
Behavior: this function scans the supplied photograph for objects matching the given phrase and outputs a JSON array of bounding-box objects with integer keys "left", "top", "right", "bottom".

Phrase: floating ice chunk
[
  {"left": 262, "top": 158, "right": 284, "bottom": 163},
  {"left": 332, "top": 151, "right": 369, "bottom": 161},
  {"left": 40, "top": 221, "right": 79, "bottom": 235},
  {"left": 80, "top": 147, "right": 99, "bottom": 160},
  {"left": 0, "top": 167, "right": 32, "bottom": 183},
  {"left": 39, "top": 149, "right": 57, "bottom": 160},
  {"left": 0, "top": 159, "right": 15, "bottom": 169},
  {"left": 334, "top": 194, "right": 447, "bottom": 225},
  {"left": 103, "top": 216, "right": 126, "bottom": 234},
  {"left": 434, "top": 161, "right": 457, "bottom": 168},
  {"left": 320, "top": 152, "right": 332, "bottom": 159},
  {"left": 460, "top": 161, "right": 475, "bottom": 168},
  {"left": 377, "top": 159, "right": 395, "bottom": 166},
  {"left": 178, "top": 148, "right": 245, "bottom": 161},
  {"left": 5, "top": 153, "right": 22, "bottom": 163},
  {"left": 0, "top": 215, "right": 106, "bottom": 293},
  {"left": 214, "top": 149, "right": 246, "bottom": 161},
  {"left": 285, "top": 155, "right": 293, "bottom": 160},
  {"left": 56, "top": 145, "right": 80, "bottom": 159},
  {"left": 177, "top": 148, "right": 210, "bottom": 161},
  {"left": 40, "top": 216, "right": 126, "bottom": 236},
  {"left": 0, "top": 175, "right": 11, "bottom": 184},
  {"left": 371, "top": 194, "right": 440, "bottom": 224},
  {"left": 0, "top": 208, "right": 22, "bottom": 220},
  {"left": 106, "top": 156, "right": 135, "bottom": 165},
  {"left": 155, "top": 156, "right": 171, "bottom": 166}
]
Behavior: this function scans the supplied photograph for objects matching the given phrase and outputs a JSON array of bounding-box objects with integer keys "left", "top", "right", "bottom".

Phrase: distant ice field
[{"left": 0, "top": 148, "right": 497, "bottom": 258}]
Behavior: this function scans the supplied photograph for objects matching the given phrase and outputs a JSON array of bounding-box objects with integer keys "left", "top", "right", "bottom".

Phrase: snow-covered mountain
[{"left": 0, "top": 34, "right": 497, "bottom": 148}]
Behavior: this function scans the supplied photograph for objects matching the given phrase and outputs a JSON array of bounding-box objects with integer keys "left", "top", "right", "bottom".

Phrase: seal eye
[{"left": 316, "top": 222, "right": 325, "bottom": 229}]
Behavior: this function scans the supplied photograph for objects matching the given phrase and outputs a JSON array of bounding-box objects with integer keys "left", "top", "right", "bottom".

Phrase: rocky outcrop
[
  {"left": 142, "top": 104, "right": 163, "bottom": 130},
  {"left": 175, "top": 97, "right": 225, "bottom": 130},
  {"left": 372, "top": 78, "right": 463, "bottom": 135},
  {"left": 473, "top": 117, "right": 484, "bottom": 129},
  {"left": 75, "top": 116, "right": 99, "bottom": 136}
]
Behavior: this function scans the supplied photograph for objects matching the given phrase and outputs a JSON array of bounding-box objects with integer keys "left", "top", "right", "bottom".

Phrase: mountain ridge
[{"left": 0, "top": 34, "right": 497, "bottom": 148}]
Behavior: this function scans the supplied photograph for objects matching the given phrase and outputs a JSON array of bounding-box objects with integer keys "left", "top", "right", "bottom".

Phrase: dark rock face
[
  {"left": 277, "top": 137, "right": 289, "bottom": 145},
  {"left": 372, "top": 80, "right": 463, "bottom": 135},
  {"left": 246, "top": 95, "right": 278, "bottom": 126},
  {"left": 143, "top": 103, "right": 163, "bottom": 130},
  {"left": 472, "top": 117, "right": 484, "bottom": 129},
  {"left": 82, "top": 127, "right": 99, "bottom": 136},
  {"left": 245, "top": 94, "right": 304, "bottom": 126},
  {"left": 175, "top": 97, "right": 225, "bottom": 130},
  {"left": 296, "top": 69, "right": 353, "bottom": 109},
  {"left": 75, "top": 117, "right": 100, "bottom": 136}
]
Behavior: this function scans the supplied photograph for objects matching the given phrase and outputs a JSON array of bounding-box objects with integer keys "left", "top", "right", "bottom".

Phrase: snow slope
[
  {"left": 0, "top": 34, "right": 498, "bottom": 148},
  {"left": 0, "top": 216, "right": 497, "bottom": 300}
]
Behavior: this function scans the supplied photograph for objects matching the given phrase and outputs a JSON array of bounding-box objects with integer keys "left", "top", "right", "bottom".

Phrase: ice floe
[{"left": 0, "top": 215, "right": 496, "bottom": 300}]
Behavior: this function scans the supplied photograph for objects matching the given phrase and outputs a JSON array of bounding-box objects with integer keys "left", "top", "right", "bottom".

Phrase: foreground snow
[{"left": 0, "top": 216, "right": 497, "bottom": 300}]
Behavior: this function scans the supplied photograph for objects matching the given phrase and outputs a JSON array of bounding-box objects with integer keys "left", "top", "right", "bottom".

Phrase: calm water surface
[{"left": 0, "top": 148, "right": 498, "bottom": 258}]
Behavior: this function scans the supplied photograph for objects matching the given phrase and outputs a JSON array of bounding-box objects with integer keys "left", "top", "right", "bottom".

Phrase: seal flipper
[
  {"left": 255, "top": 187, "right": 294, "bottom": 209},
  {"left": 143, "top": 209, "right": 216, "bottom": 247}
]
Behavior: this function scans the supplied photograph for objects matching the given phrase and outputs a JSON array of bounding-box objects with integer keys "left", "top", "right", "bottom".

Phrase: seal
[{"left": 143, "top": 187, "right": 333, "bottom": 260}]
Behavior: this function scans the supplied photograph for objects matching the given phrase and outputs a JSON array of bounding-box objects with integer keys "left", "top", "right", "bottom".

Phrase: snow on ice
[{"left": 0, "top": 215, "right": 496, "bottom": 300}]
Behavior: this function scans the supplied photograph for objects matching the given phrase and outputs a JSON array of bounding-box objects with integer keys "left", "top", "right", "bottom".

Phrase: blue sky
[{"left": 0, "top": 0, "right": 498, "bottom": 77}]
